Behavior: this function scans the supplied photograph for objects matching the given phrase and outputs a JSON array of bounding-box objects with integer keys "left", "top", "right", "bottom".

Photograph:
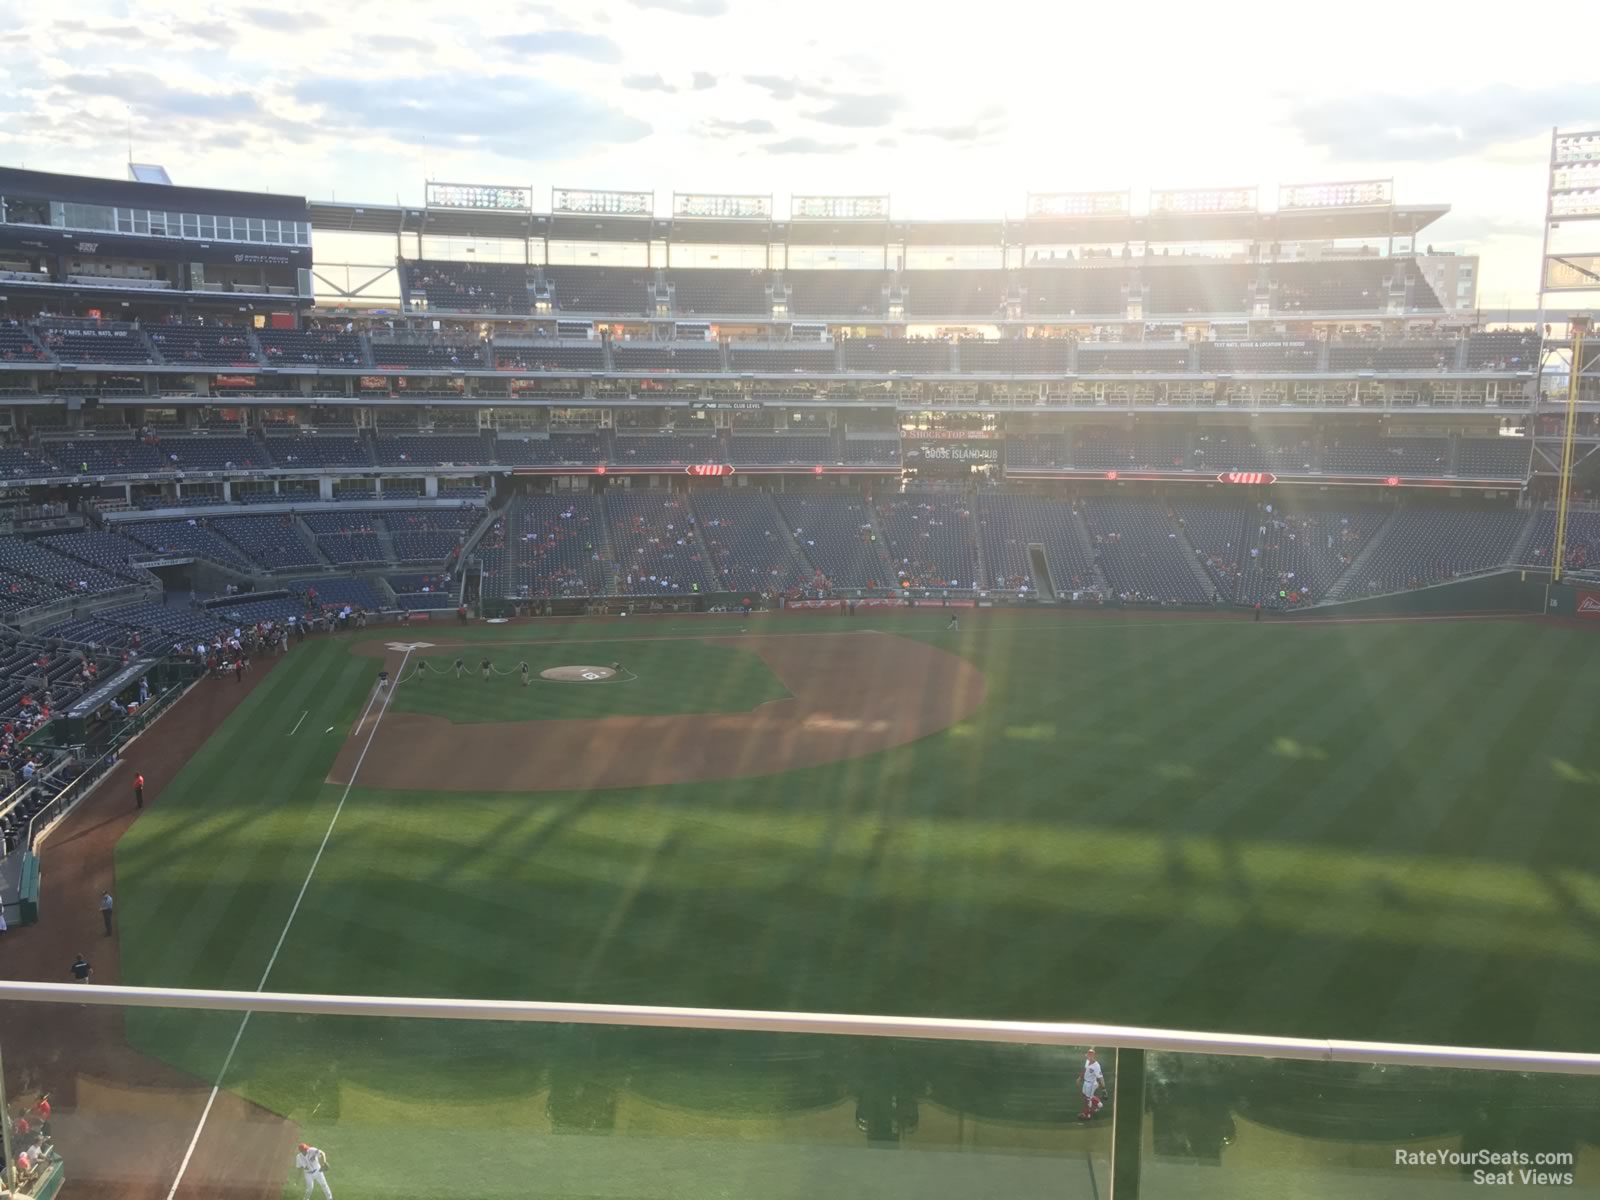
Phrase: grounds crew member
[
  {"left": 100, "top": 891, "right": 114, "bottom": 936},
  {"left": 296, "top": 1143, "right": 333, "bottom": 1199},
  {"left": 70, "top": 954, "right": 91, "bottom": 982},
  {"left": 134, "top": 772, "right": 145, "bottom": 808}
]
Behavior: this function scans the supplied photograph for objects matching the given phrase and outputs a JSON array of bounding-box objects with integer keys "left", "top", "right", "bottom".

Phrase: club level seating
[
  {"left": 841, "top": 440, "right": 901, "bottom": 464},
  {"left": 542, "top": 266, "right": 650, "bottom": 315},
  {"left": 875, "top": 494, "right": 979, "bottom": 588},
  {"left": 264, "top": 434, "right": 374, "bottom": 468},
  {"left": 903, "top": 270, "right": 1008, "bottom": 318},
  {"left": 0, "top": 320, "right": 48, "bottom": 363},
  {"left": 607, "top": 491, "right": 716, "bottom": 594},
  {"left": 374, "top": 435, "right": 494, "bottom": 467},
  {"left": 729, "top": 436, "right": 833, "bottom": 466},
  {"left": 210, "top": 515, "right": 320, "bottom": 570},
  {"left": 1080, "top": 499, "right": 1212, "bottom": 604},
  {"left": 1343, "top": 510, "right": 1528, "bottom": 594},
  {"left": 1196, "top": 342, "right": 1320, "bottom": 372},
  {"left": 158, "top": 436, "right": 273, "bottom": 471},
  {"left": 976, "top": 494, "right": 1096, "bottom": 594},
  {"left": 611, "top": 342, "right": 724, "bottom": 371},
  {"left": 300, "top": 512, "right": 385, "bottom": 564},
  {"left": 691, "top": 491, "right": 816, "bottom": 592},
  {"left": 493, "top": 343, "right": 605, "bottom": 371},
  {"left": 38, "top": 324, "right": 154, "bottom": 364},
  {"left": 1456, "top": 438, "right": 1530, "bottom": 478},
  {"left": 493, "top": 434, "right": 606, "bottom": 465},
  {"left": 783, "top": 271, "right": 888, "bottom": 318},
  {"left": 257, "top": 329, "right": 366, "bottom": 367},
  {"left": 1147, "top": 264, "right": 1253, "bottom": 315},
  {"left": 367, "top": 341, "right": 487, "bottom": 370},
  {"left": 1003, "top": 436, "right": 1072, "bottom": 469},
  {"left": 958, "top": 339, "right": 1072, "bottom": 374},
  {"left": 387, "top": 573, "right": 456, "bottom": 609},
  {"left": 1073, "top": 428, "right": 1189, "bottom": 471},
  {"left": 404, "top": 260, "right": 531, "bottom": 314},
  {"left": 612, "top": 435, "right": 725, "bottom": 465},
  {"left": 840, "top": 338, "right": 953, "bottom": 373},
  {"left": 1190, "top": 428, "right": 1316, "bottom": 473},
  {"left": 1321, "top": 437, "right": 1448, "bottom": 476},
  {"left": 0, "top": 447, "right": 61, "bottom": 478},
  {"left": 1077, "top": 346, "right": 1189, "bottom": 373},
  {"left": 1270, "top": 260, "right": 1438, "bottom": 314},
  {"left": 774, "top": 493, "right": 889, "bottom": 589},
  {"left": 146, "top": 325, "right": 259, "bottom": 366},
  {"left": 670, "top": 268, "right": 769, "bottom": 316},
  {"left": 1329, "top": 342, "right": 1452, "bottom": 372},
  {"left": 728, "top": 344, "right": 838, "bottom": 372},
  {"left": 501, "top": 495, "right": 606, "bottom": 598},
  {"left": 49, "top": 438, "right": 166, "bottom": 474},
  {"left": 1021, "top": 268, "right": 1127, "bottom": 316}
]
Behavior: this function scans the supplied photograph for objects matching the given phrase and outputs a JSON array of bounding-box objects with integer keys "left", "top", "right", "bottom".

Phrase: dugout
[{"left": 54, "top": 658, "right": 159, "bottom": 744}]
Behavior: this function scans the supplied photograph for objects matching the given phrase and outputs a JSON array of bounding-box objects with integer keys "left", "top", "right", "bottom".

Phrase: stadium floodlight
[
  {"left": 1278, "top": 180, "right": 1393, "bottom": 210},
  {"left": 425, "top": 182, "right": 533, "bottom": 212},
  {"left": 1539, "top": 129, "right": 1600, "bottom": 314},
  {"left": 1025, "top": 191, "right": 1130, "bottom": 218},
  {"left": 552, "top": 188, "right": 653, "bottom": 217},
  {"left": 672, "top": 194, "right": 773, "bottom": 220},
  {"left": 1554, "top": 132, "right": 1600, "bottom": 164},
  {"left": 1150, "top": 187, "right": 1258, "bottom": 215},
  {"left": 791, "top": 195, "right": 890, "bottom": 221}
]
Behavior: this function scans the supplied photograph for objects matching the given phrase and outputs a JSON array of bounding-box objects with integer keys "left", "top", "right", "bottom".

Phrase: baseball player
[
  {"left": 480, "top": 656, "right": 492, "bottom": 681},
  {"left": 1077, "top": 1049, "right": 1105, "bottom": 1120},
  {"left": 295, "top": 1143, "right": 332, "bottom": 1199},
  {"left": 946, "top": 614, "right": 960, "bottom": 631},
  {"left": 454, "top": 657, "right": 465, "bottom": 679},
  {"left": 519, "top": 661, "right": 530, "bottom": 687},
  {"left": 377, "top": 670, "right": 389, "bottom": 691}
]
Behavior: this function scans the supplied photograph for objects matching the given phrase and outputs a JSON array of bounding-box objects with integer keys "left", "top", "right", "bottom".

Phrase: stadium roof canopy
[{"left": 309, "top": 199, "right": 1449, "bottom": 246}]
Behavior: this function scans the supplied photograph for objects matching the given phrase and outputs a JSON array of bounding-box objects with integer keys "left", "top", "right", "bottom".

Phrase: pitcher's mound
[{"left": 541, "top": 665, "right": 618, "bottom": 682}]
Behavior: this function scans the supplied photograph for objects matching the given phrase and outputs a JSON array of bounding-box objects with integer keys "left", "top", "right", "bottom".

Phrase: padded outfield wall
[{"left": 1287, "top": 571, "right": 1572, "bottom": 619}]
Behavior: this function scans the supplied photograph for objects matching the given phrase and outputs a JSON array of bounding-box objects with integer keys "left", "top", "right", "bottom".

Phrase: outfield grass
[
  {"left": 115, "top": 615, "right": 1600, "bottom": 1199},
  {"left": 389, "top": 638, "right": 789, "bottom": 722}
]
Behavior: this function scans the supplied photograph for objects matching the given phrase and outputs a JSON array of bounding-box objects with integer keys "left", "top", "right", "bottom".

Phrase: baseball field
[{"left": 20, "top": 610, "right": 1600, "bottom": 1197}]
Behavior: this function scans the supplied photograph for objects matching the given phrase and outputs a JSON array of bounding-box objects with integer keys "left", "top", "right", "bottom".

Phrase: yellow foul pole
[{"left": 1553, "top": 318, "right": 1590, "bottom": 584}]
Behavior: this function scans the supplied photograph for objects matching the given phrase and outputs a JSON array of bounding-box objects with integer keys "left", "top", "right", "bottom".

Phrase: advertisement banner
[{"left": 1576, "top": 591, "right": 1600, "bottom": 617}]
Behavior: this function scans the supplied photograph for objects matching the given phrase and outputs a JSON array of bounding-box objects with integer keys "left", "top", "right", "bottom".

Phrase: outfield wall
[{"left": 1289, "top": 571, "right": 1554, "bottom": 619}]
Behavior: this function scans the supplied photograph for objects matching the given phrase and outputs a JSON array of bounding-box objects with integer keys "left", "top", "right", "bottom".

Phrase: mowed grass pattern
[
  {"left": 390, "top": 638, "right": 790, "bottom": 722},
  {"left": 116, "top": 616, "right": 1600, "bottom": 1200}
]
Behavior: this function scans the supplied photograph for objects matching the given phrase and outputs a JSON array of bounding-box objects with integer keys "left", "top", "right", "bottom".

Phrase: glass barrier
[{"left": 3, "top": 988, "right": 1599, "bottom": 1200}]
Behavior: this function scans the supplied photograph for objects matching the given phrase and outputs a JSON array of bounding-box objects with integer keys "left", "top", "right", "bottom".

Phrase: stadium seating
[
  {"left": 959, "top": 339, "right": 1073, "bottom": 374},
  {"left": 840, "top": 338, "right": 953, "bottom": 373},
  {"left": 841, "top": 440, "right": 901, "bottom": 465},
  {"left": 120, "top": 519, "right": 255, "bottom": 570},
  {"left": 0, "top": 447, "right": 62, "bottom": 479},
  {"left": 1272, "top": 261, "right": 1392, "bottom": 313},
  {"left": 607, "top": 491, "right": 717, "bottom": 594},
  {"left": 0, "top": 538, "right": 130, "bottom": 595},
  {"left": 47, "top": 438, "right": 166, "bottom": 475},
  {"left": 1342, "top": 510, "right": 1529, "bottom": 594},
  {"left": 405, "top": 260, "right": 532, "bottom": 314},
  {"left": 0, "top": 320, "right": 49, "bottom": 363},
  {"left": 1077, "top": 345, "right": 1189, "bottom": 373},
  {"left": 670, "top": 269, "right": 769, "bottom": 316},
  {"left": 501, "top": 495, "right": 606, "bottom": 598},
  {"left": 493, "top": 434, "right": 607, "bottom": 466},
  {"left": 612, "top": 435, "right": 725, "bottom": 466},
  {"left": 264, "top": 434, "right": 374, "bottom": 468},
  {"left": 728, "top": 436, "right": 834, "bottom": 466},
  {"left": 1146, "top": 264, "right": 1253, "bottom": 315},
  {"left": 388, "top": 572, "right": 456, "bottom": 609},
  {"left": 300, "top": 512, "right": 386, "bottom": 565},
  {"left": 374, "top": 435, "right": 494, "bottom": 467},
  {"left": 493, "top": 342, "right": 606, "bottom": 371},
  {"left": 37, "top": 323, "right": 154, "bottom": 364},
  {"left": 291, "top": 577, "right": 385, "bottom": 612},
  {"left": 976, "top": 494, "right": 1096, "bottom": 595},
  {"left": 384, "top": 508, "right": 480, "bottom": 564},
  {"left": 257, "top": 329, "right": 366, "bottom": 367},
  {"left": 1003, "top": 436, "right": 1072, "bottom": 469},
  {"left": 903, "top": 270, "right": 1008, "bottom": 318},
  {"left": 159, "top": 436, "right": 273, "bottom": 471},
  {"left": 1456, "top": 438, "right": 1530, "bottom": 479},
  {"left": 146, "top": 325, "right": 260, "bottom": 367},
  {"left": 875, "top": 494, "right": 979, "bottom": 588},
  {"left": 784, "top": 271, "right": 888, "bottom": 318},
  {"left": 774, "top": 493, "right": 890, "bottom": 589},
  {"left": 1021, "top": 267, "right": 1127, "bottom": 316},
  {"left": 1329, "top": 342, "right": 1453, "bottom": 372},
  {"left": 1190, "top": 427, "right": 1316, "bottom": 473},
  {"left": 367, "top": 340, "right": 487, "bottom": 370},
  {"left": 1073, "top": 427, "right": 1189, "bottom": 471},
  {"left": 728, "top": 344, "right": 838, "bottom": 372},
  {"left": 1170, "top": 504, "right": 1250, "bottom": 600},
  {"left": 612, "top": 341, "right": 724, "bottom": 372},
  {"left": 691, "top": 491, "right": 816, "bottom": 592},
  {"left": 1321, "top": 437, "right": 1449, "bottom": 476},
  {"left": 1521, "top": 509, "right": 1600, "bottom": 571},
  {"left": 211, "top": 515, "right": 321, "bottom": 570},
  {"left": 1079, "top": 500, "right": 1212, "bottom": 603},
  {"left": 1181, "top": 505, "right": 1387, "bottom": 607},
  {"left": 543, "top": 267, "right": 650, "bottom": 315},
  {"left": 1467, "top": 331, "right": 1540, "bottom": 370},
  {"left": 1196, "top": 342, "right": 1320, "bottom": 372},
  {"left": 39, "top": 531, "right": 153, "bottom": 578}
]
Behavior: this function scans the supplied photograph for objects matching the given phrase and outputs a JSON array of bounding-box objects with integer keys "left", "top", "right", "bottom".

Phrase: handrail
[{"left": 1, "top": 981, "right": 1598, "bottom": 1076}]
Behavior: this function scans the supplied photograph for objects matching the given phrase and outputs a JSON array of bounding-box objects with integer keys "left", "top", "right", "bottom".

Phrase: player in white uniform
[
  {"left": 296, "top": 1143, "right": 333, "bottom": 1199},
  {"left": 1077, "top": 1049, "right": 1105, "bottom": 1120}
]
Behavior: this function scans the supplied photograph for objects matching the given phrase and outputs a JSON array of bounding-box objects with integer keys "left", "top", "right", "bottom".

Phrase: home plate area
[{"left": 541, "top": 665, "right": 618, "bottom": 681}]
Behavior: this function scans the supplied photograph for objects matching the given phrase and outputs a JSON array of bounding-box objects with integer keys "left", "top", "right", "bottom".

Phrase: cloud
[
  {"left": 623, "top": 73, "right": 677, "bottom": 93},
  {"left": 367, "top": 34, "right": 431, "bottom": 53},
  {"left": 239, "top": 6, "right": 324, "bottom": 31},
  {"left": 169, "top": 18, "right": 237, "bottom": 44},
  {"left": 763, "top": 136, "right": 854, "bottom": 155},
  {"left": 629, "top": 0, "right": 727, "bottom": 12},
  {"left": 1290, "top": 86, "right": 1594, "bottom": 162},
  {"left": 700, "top": 117, "right": 777, "bottom": 137},
  {"left": 691, "top": 71, "right": 717, "bottom": 91},
  {"left": 744, "top": 74, "right": 826, "bottom": 102},
  {"left": 57, "top": 69, "right": 261, "bottom": 119},
  {"left": 496, "top": 29, "right": 623, "bottom": 62},
  {"left": 292, "top": 73, "right": 649, "bottom": 156},
  {"left": 804, "top": 92, "right": 900, "bottom": 128}
]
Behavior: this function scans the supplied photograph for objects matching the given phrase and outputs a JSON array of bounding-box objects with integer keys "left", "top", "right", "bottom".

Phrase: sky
[{"left": 0, "top": 0, "right": 1595, "bottom": 308}]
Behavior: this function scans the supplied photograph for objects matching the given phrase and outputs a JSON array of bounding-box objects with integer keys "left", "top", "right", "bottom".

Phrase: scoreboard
[{"left": 425, "top": 182, "right": 532, "bottom": 212}]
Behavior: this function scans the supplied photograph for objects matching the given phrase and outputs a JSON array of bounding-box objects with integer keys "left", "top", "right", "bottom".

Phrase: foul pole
[{"left": 1552, "top": 315, "right": 1591, "bottom": 584}]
